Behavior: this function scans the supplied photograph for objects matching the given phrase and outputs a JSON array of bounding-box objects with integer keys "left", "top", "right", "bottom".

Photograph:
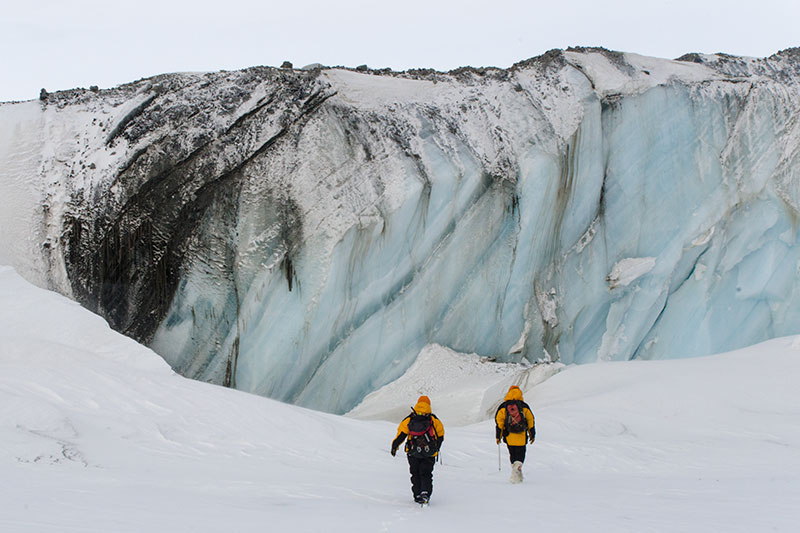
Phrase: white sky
[{"left": 2, "top": 0, "right": 799, "bottom": 102}]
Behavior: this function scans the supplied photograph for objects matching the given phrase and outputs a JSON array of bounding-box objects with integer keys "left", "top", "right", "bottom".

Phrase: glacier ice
[{"left": 1, "top": 48, "right": 800, "bottom": 413}]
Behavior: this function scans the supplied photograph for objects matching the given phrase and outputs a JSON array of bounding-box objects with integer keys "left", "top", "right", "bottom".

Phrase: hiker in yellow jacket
[
  {"left": 495, "top": 385, "right": 535, "bottom": 483},
  {"left": 391, "top": 395, "right": 445, "bottom": 504}
]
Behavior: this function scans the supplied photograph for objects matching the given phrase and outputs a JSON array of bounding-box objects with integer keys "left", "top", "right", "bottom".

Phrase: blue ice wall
[
  {"left": 101, "top": 53, "right": 800, "bottom": 413},
  {"left": 551, "top": 84, "right": 800, "bottom": 365}
]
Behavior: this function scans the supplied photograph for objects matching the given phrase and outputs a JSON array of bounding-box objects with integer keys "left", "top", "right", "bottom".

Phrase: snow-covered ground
[{"left": 1, "top": 264, "right": 799, "bottom": 532}]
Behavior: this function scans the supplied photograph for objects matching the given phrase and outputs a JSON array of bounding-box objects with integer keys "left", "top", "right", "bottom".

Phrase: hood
[
  {"left": 504, "top": 386, "right": 523, "bottom": 402},
  {"left": 413, "top": 395, "right": 431, "bottom": 414}
]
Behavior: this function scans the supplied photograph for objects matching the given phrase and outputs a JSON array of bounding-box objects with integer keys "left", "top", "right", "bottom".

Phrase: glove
[
  {"left": 496, "top": 438, "right": 500, "bottom": 445},
  {"left": 391, "top": 447, "right": 397, "bottom": 457},
  {"left": 528, "top": 431, "right": 535, "bottom": 443}
]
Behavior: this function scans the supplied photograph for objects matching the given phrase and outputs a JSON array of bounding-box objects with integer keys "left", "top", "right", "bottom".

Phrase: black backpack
[
  {"left": 504, "top": 400, "right": 528, "bottom": 433},
  {"left": 407, "top": 413, "right": 439, "bottom": 458}
]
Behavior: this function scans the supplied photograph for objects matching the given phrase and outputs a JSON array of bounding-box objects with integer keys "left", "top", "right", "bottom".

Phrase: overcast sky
[{"left": 2, "top": 0, "right": 798, "bottom": 102}]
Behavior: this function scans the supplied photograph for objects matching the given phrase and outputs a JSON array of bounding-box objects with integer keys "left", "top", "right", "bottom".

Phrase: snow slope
[{"left": 1, "top": 264, "right": 799, "bottom": 532}]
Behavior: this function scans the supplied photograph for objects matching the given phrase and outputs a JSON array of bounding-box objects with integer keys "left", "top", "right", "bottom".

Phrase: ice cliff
[{"left": 2, "top": 48, "right": 799, "bottom": 413}]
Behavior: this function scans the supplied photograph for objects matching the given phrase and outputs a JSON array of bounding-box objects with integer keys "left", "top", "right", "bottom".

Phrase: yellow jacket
[
  {"left": 391, "top": 398, "right": 445, "bottom": 457},
  {"left": 495, "top": 386, "right": 535, "bottom": 446}
]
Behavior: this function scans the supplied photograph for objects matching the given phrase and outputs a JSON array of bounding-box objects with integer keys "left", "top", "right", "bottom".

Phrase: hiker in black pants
[
  {"left": 495, "top": 385, "right": 535, "bottom": 483},
  {"left": 391, "top": 395, "right": 445, "bottom": 504}
]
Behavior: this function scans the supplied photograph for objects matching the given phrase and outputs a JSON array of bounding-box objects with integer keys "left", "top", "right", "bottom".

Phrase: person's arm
[
  {"left": 433, "top": 416, "right": 445, "bottom": 448},
  {"left": 495, "top": 405, "right": 506, "bottom": 443},
  {"left": 526, "top": 409, "right": 535, "bottom": 443},
  {"left": 391, "top": 432, "right": 407, "bottom": 456},
  {"left": 391, "top": 418, "right": 410, "bottom": 456}
]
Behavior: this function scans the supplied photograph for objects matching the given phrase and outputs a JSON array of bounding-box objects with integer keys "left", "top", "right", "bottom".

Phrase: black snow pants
[
  {"left": 507, "top": 444, "right": 526, "bottom": 464},
  {"left": 407, "top": 455, "right": 435, "bottom": 497}
]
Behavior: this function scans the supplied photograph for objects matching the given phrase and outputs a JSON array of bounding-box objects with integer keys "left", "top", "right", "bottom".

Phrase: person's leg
[
  {"left": 408, "top": 456, "right": 423, "bottom": 499},
  {"left": 507, "top": 445, "right": 526, "bottom": 483},
  {"left": 507, "top": 445, "right": 526, "bottom": 463},
  {"left": 508, "top": 445, "right": 526, "bottom": 464},
  {"left": 419, "top": 457, "right": 435, "bottom": 497}
]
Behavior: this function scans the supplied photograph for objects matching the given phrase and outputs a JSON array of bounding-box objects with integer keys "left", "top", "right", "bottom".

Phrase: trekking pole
[{"left": 497, "top": 443, "right": 501, "bottom": 472}]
